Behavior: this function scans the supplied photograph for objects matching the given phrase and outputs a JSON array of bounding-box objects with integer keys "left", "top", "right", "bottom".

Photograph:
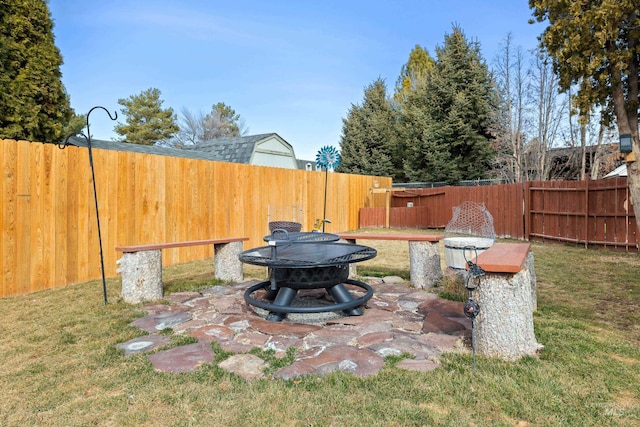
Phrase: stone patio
[{"left": 117, "top": 278, "right": 471, "bottom": 380}]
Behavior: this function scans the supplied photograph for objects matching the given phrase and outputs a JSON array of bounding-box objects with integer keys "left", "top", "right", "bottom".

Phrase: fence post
[
  {"left": 524, "top": 181, "right": 531, "bottom": 241},
  {"left": 584, "top": 176, "right": 590, "bottom": 249}
]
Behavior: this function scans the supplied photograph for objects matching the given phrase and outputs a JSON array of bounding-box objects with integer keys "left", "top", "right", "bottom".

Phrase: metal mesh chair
[
  {"left": 445, "top": 201, "right": 496, "bottom": 240},
  {"left": 443, "top": 201, "right": 496, "bottom": 270}
]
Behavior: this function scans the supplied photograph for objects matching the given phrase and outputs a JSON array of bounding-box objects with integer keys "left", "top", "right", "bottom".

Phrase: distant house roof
[
  {"left": 185, "top": 133, "right": 276, "bottom": 164},
  {"left": 187, "top": 133, "right": 300, "bottom": 169},
  {"left": 604, "top": 164, "right": 627, "bottom": 178},
  {"left": 64, "top": 133, "right": 308, "bottom": 170},
  {"left": 297, "top": 159, "right": 319, "bottom": 170},
  {"left": 63, "top": 136, "right": 221, "bottom": 161}
]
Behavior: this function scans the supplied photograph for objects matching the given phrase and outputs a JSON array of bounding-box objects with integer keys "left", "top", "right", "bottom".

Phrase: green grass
[{"left": 0, "top": 233, "right": 639, "bottom": 426}]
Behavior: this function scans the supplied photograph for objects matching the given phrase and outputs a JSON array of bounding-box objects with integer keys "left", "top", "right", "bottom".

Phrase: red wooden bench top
[
  {"left": 338, "top": 233, "right": 444, "bottom": 242},
  {"left": 116, "top": 237, "right": 249, "bottom": 253},
  {"left": 471, "top": 242, "right": 531, "bottom": 273}
]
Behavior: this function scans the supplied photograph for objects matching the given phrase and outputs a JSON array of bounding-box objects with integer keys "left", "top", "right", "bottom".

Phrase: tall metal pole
[
  {"left": 315, "top": 146, "right": 340, "bottom": 233},
  {"left": 61, "top": 106, "right": 117, "bottom": 304},
  {"left": 322, "top": 167, "right": 328, "bottom": 232}
]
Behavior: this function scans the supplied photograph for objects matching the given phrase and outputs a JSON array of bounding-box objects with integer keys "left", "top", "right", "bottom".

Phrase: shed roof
[
  {"left": 63, "top": 136, "right": 221, "bottom": 161},
  {"left": 186, "top": 133, "right": 279, "bottom": 164},
  {"left": 64, "top": 132, "right": 299, "bottom": 167}
]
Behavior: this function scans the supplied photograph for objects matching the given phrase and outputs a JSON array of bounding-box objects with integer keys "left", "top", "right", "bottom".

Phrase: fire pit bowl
[
  {"left": 239, "top": 240, "right": 377, "bottom": 321},
  {"left": 271, "top": 263, "right": 349, "bottom": 289}
]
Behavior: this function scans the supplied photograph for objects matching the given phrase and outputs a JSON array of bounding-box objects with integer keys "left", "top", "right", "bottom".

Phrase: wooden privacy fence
[
  {"left": 0, "top": 139, "right": 391, "bottom": 298},
  {"left": 359, "top": 178, "right": 639, "bottom": 250},
  {"left": 526, "top": 178, "right": 637, "bottom": 249},
  {"left": 369, "top": 183, "right": 527, "bottom": 238}
]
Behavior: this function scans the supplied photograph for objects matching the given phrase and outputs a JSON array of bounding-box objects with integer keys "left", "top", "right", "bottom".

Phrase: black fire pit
[{"left": 239, "top": 231, "right": 377, "bottom": 321}]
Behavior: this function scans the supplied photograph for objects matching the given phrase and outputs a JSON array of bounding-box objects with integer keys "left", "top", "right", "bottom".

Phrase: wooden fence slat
[
  {"left": 2, "top": 142, "right": 17, "bottom": 296},
  {"left": 29, "top": 143, "right": 44, "bottom": 292},
  {"left": 53, "top": 144, "right": 68, "bottom": 288},
  {"left": 70, "top": 147, "right": 84, "bottom": 283},
  {"left": 16, "top": 142, "right": 31, "bottom": 294},
  {"left": 42, "top": 144, "right": 55, "bottom": 289}
]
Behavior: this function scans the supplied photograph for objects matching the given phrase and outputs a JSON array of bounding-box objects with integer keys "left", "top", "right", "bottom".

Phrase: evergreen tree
[
  {"left": 64, "top": 113, "right": 87, "bottom": 137},
  {"left": 114, "top": 88, "right": 179, "bottom": 145},
  {"left": 337, "top": 78, "right": 399, "bottom": 179},
  {"left": 401, "top": 87, "right": 460, "bottom": 182},
  {"left": 393, "top": 45, "right": 435, "bottom": 103},
  {"left": 202, "top": 102, "right": 244, "bottom": 140},
  {"left": 404, "top": 26, "right": 497, "bottom": 182},
  {"left": 0, "top": 0, "right": 73, "bottom": 142}
]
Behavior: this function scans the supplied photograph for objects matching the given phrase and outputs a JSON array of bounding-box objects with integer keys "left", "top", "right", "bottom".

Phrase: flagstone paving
[{"left": 118, "top": 279, "right": 471, "bottom": 380}]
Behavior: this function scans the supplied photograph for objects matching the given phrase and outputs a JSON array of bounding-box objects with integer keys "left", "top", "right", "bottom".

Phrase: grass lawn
[{"left": 1, "top": 230, "right": 639, "bottom": 426}]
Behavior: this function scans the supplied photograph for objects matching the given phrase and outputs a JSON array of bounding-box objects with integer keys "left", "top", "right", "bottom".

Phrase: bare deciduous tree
[
  {"left": 528, "top": 49, "right": 567, "bottom": 181},
  {"left": 492, "top": 33, "right": 529, "bottom": 183},
  {"left": 162, "top": 103, "right": 248, "bottom": 148}
]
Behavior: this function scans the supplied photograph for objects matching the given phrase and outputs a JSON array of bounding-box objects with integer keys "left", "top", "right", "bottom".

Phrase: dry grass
[{"left": 0, "top": 229, "right": 639, "bottom": 426}]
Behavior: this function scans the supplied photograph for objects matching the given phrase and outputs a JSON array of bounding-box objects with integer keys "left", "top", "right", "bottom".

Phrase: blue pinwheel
[
  {"left": 315, "top": 145, "right": 341, "bottom": 170},
  {"left": 315, "top": 146, "right": 340, "bottom": 232}
]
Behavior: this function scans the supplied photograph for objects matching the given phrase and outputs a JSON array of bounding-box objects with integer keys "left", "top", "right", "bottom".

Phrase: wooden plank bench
[
  {"left": 471, "top": 242, "right": 531, "bottom": 273},
  {"left": 338, "top": 233, "right": 445, "bottom": 289},
  {"left": 115, "top": 237, "right": 249, "bottom": 304},
  {"left": 467, "top": 242, "right": 542, "bottom": 360}
]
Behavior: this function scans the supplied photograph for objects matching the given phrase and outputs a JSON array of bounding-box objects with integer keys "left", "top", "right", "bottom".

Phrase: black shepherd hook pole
[
  {"left": 322, "top": 167, "right": 329, "bottom": 232},
  {"left": 61, "top": 106, "right": 117, "bottom": 305}
]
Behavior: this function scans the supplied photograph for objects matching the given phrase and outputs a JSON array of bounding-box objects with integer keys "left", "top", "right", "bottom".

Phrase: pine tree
[
  {"left": 0, "top": 0, "right": 73, "bottom": 142},
  {"left": 114, "top": 88, "right": 179, "bottom": 145},
  {"left": 393, "top": 45, "right": 435, "bottom": 103},
  {"left": 401, "top": 87, "right": 459, "bottom": 183},
  {"left": 202, "top": 102, "right": 243, "bottom": 139},
  {"left": 336, "top": 78, "right": 399, "bottom": 179},
  {"left": 404, "top": 26, "right": 497, "bottom": 182}
]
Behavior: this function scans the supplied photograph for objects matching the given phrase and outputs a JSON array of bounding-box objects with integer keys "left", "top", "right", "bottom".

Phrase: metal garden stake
[
  {"left": 315, "top": 146, "right": 341, "bottom": 232},
  {"left": 59, "top": 106, "right": 118, "bottom": 305}
]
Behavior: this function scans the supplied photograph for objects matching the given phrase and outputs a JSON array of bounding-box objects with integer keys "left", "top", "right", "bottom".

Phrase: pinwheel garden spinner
[
  {"left": 315, "top": 145, "right": 341, "bottom": 170},
  {"left": 316, "top": 146, "right": 341, "bottom": 232}
]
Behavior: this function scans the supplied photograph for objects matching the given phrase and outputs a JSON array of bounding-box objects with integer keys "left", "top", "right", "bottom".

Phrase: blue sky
[{"left": 49, "top": 0, "right": 545, "bottom": 161}]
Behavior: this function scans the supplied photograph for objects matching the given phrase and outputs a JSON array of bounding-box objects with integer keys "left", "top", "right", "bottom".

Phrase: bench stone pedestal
[
  {"left": 475, "top": 268, "right": 541, "bottom": 360},
  {"left": 408, "top": 241, "right": 442, "bottom": 288},
  {"left": 117, "top": 250, "right": 163, "bottom": 304},
  {"left": 214, "top": 241, "right": 244, "bottom": 282},
  {"left": 472, "top": 243, "right": 542, "bottom": 360}
]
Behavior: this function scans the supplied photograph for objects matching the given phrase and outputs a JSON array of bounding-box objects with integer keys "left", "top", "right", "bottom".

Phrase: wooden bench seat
[
  {"left": 116, "top": 237, "right": 249, "bottom": 304},
  {"left": 338, "top": 233, "right": 444, "bottom": 242},
  {"left": 115, "top": 238, "right": 249, "bottom": 253},
  {"left": 338, "top": 233, "right": 444, "bottom": 289},
  {"left": 470, "top": 242, "right": 531, "bottom": 273}
]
